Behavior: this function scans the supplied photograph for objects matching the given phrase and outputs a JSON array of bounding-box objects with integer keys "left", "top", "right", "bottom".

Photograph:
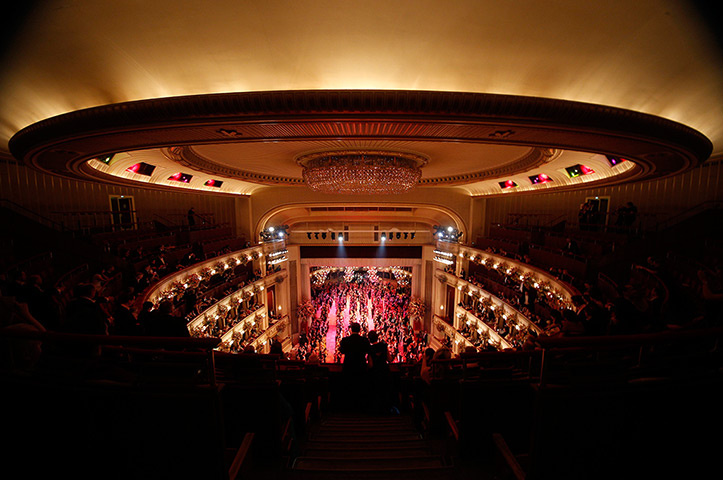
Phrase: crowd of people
[
  {"left": 458, "top": 254, "right": 721, "bottom": 349},
  {"left": 442, "top": 239, "right": 723, "bottom": 354},
  {"left": 0, "top": 235, "right": 259, "bottom": 344},
  {"left": 459, "top": 267, "right": 550, "bottom": 327},
  {"left": 297, "top": 271, "right": 428, "bottom": 365},
  {"left": 578, "top": 200, "right": 638, "bottom": 231}
]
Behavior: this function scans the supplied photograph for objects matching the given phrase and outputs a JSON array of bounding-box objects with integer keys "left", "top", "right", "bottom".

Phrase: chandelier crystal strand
[{"left": 298, "top": 151, "right": 427, "bottom": 195}]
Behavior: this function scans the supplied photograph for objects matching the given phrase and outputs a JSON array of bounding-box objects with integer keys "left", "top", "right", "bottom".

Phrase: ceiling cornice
[{"left": 9, "top": 90, "right": 713, "bottom": 187}]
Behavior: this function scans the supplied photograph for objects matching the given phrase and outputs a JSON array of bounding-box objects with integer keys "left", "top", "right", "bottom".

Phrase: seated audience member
[
  {"left": 64, "top": 283, "right": 110, "bottom": 335},
  {"left": 697, "top": 269, "right": 723, "bottom": 327},
  {"left": 111, "top": 292, "right": 141, "bottom": 336},
  {"left": 420, "top": 347, "right": 435, "bottom": 384},
  {"left": 91, "top": 273, "right": 106, "bottom": 295},
  {"left": 1, "top": 283, "right": 46, "bottom": 333},
  {"left": 136, "top": 301, "right": 154, "bottom": 334},
  {"left": 561, "top": 307, "right": 585, "bottom": 336},
  {"left": 431, "top": 345, "right": 453, "bottom": 379},
  {"left": 24, "top": 274, "right": 61, "bottom": 330},
  {"left": 0, "top": 286, "right": 45, "bottom": 369},
  {"left": 5, "top": 270, "right": 28, "bottom": 301},
  {"left": 133, "top": 272, "right": 149, "bottom": 293},
  {"left": 146, "top": 299, "right": 189, "bottom": 337},
  {"left": 306, "top": 348, "right": 320, "bottom": 364},
  {"left": 269, "top": 337, "right": 284, "bottom": 355},
  {"left": 563, "top": 237, "right": 581, "bottom": 255}
]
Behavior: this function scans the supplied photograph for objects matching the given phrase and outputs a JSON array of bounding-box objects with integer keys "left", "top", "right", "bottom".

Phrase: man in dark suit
[
  {"left": 338, "top": 322, "right": 370, "bottom": 411},
  {"left": 111, "top": 292, "right": 141, "bottom": 336},
  {"left": 146, "top": 299, "right": 190, "bottom": 337},
  {"left": 64, "top": 283, "right": 110, "bottom": 335},
  {"left": 563, "top": 237, "right": 581, "bottom": 255},
  {"left": 339, "top": 322, "right": 370, "bottom": 374},
  {"left": 25, "top": 274, "right": 61, "bottom": 330},
  {"left": 61, "top": 283, "right": 111, "bottom": 359}
]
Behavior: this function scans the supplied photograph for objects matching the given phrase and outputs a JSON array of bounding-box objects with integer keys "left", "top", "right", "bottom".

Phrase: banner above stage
[{"left": 300, "top": 245, "right": 422, "bottom": 259}]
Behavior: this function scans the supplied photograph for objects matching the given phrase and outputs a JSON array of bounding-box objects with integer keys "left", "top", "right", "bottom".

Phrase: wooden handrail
[
  {"left": 54, "top": 263, "right": 89, "bottom": 289},
  {"left": 535, "top": 326, "right": 723, "bottom": 349},
  {"left": 228, "top": 433, "right": 254, "bottom": 480},
  {"left": 1, "top": 251, "right": 53, "bottom": 275},
  {"left": 445, "top": 411, "right": 459, "bottom": 442},
  {"left": 0, "top": 198, "right": 66, "bottom": 232},
  {"left": 652, "top": 200, "right": 722, "bottom": 231},
  {"left": 0, "top": 328, "right": 221, "bottom": 349},
  {"left": 493, "top": 433, "right": 526, "bottom": 480},
  {"left": 1, "top": 329, "right": 223, "bottom": 386},
  {"left": 457, "top": 245, "right": 581, "bottom": 298},
  {"left": 631, "top": 263, "right": 670, "bottom": 306}
]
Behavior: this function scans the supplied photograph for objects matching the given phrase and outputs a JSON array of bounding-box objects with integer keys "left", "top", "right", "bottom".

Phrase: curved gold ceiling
[
  {"left": 8, "top": 89, "right": 709, "bottom": 196},
  {"left": 1, "top": 0, "right": 720, "bottom": 197}
]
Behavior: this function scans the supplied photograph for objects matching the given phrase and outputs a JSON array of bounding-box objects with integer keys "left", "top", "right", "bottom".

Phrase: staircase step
[
  {"left": 294, "top": 455, "right": 446, "bottom": 470},
  {"left": 315, "top": 425, "right": 416, "bottom": 435},
  {"left": 287, "top": 465, "right": 456, "bottom": 479},
  {"left": 293, "top": 413, "right": 452, "bottom": 479},
  {"left": 309, "top": 432, "right": 422, "bottom": 442},
  {"left": 324, "top": 411, "right": 407, "bottom": 416},
  {"left": 304, "top": 439, "right": 429, "bottom": 450},
  {"left": 321, "top": 418, "right": 412, "bottom": 427},
  {"left": 321, "top": 416, "right": 412, "bottom": 422},
  {"left": 303, "top": 441, "right": 431, "bottom": 453},
  {"left": 303, "top": 446, "right": 434, "bottom": 458},
  {"left": 304, "top": 447, "right": 432, "bottom": 458}
]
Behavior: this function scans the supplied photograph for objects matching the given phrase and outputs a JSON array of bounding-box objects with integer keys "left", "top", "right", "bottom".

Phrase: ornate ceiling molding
[
  {"left": 9, "top": 90, "right": 712, "bottom": 185},
  {"left": 420, "top": 147, "right": 560, "bottom": 185},
  {"left": 165, "top": 146, "right": 304, "bottom": 185}
]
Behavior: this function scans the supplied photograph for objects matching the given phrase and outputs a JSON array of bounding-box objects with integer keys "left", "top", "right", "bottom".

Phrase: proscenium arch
[{"left": 254, "top": 202, "right": 468, "bottom": 243}]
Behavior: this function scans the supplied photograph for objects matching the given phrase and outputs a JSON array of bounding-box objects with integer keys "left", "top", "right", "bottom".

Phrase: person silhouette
[
  {"left": 367, "top": 330, "right": 393, "bottom": 413},
  {"left": 338, "top": 322, "right": 370, "bottom": 411}
]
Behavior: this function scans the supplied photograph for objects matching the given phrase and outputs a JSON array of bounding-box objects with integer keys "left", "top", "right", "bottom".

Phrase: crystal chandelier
[{"left": 297, "top": 150, "right": 427, "bottom": 195}]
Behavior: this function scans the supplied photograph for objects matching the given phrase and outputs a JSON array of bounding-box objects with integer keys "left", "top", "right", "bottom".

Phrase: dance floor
[{"left": 319, "top": 297, "right": 376, "bottom": 363}]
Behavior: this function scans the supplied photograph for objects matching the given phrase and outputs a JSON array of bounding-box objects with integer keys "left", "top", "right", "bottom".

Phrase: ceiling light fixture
[{"left": 297, "top": 150, "right": 427, "bottom": 195}]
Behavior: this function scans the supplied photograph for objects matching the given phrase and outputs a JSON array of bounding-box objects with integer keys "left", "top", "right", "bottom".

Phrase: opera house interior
[{"left": 1, "top": 1, "right": 721, "bottom": 479}]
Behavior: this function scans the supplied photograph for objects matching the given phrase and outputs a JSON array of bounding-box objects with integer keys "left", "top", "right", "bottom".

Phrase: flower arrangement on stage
[
  {"left": 311, "top": 267, "right": 331, "bottom": 285},
  {"left": 408, "top": 297, "right": 426, "bottom": 318},
  {"left": 297, "top": 300, "right": 315, "bottom": 319}
]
